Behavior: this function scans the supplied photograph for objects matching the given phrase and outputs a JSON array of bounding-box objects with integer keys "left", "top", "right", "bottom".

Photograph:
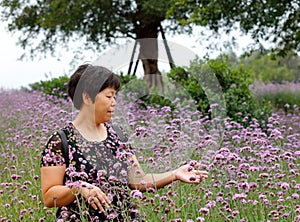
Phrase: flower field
[
  {"left": 0, "top": 88, "right": 299, "bottom": 222},
  {"left": 250, "top": 82, "right": 300, "bottom": 111}
]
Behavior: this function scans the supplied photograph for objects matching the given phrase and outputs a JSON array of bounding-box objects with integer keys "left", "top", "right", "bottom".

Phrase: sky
[{"left": 0, "top": 22, "right": 254, "bottom": 90}]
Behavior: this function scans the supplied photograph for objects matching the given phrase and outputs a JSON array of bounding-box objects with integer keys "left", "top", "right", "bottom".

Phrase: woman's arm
[
  {"left": 128, "top": 155, "right": 208, "bottom": 192},
  {"left": 41, "top": 166, "right": 111, "bottom": 211},
  {"left": 41, "top": 166, "right": 77, "bottom": 208}
]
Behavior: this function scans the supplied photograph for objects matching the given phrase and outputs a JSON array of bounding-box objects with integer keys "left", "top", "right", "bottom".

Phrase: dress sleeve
[{"left": 40, "top": 132, "right": 66, "bottom": 167}]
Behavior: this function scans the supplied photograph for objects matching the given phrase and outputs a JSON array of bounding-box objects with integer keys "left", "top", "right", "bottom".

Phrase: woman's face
[{"left": 93, "top": 87, "right": 116, "bottom": 124}]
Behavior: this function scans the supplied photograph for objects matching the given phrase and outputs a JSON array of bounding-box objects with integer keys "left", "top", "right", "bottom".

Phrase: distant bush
[
  {"left": 119, "top": 72, "right": 137, "bottom": 85},
  {"left": 240, "top": 52, "right": 298, "bottom": 83},
  {"left": 27, "top": 58, "right": 273, "bottom": 128},
  {"left": 28, "top": 75, "right": 69, "bottom": 99},
  {"left": 117, "top": 73, "right": 176, "bottom": 110},
  {"left": 27, "top": 72, "right": 136, "bottom": 99},
  {"left": 116, "top": 56, "right": 273, "bottom": 128},
  {"left": 168, "top": 56, "right": 273, "bottom": 128}
]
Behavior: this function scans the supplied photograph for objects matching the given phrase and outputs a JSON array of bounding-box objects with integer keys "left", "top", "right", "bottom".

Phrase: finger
[
  {"left": 98, "top": 198, "right": 110, "bottom": 209},
  {"left": 192, "top": 169, "right": 200, "bottom": 174},
  {"left": 199, "top": 171, "right": 209, "bottom": 178},
  {"left": 193, "top": 163, "right": 200, "bottom": 169},
  {"left": 93, "top": 197, "right": 106, "bottom": 213},
  {"left": 90, "top": 201, "right": 98, "bottom": 210},
  {"left": 102, "top": 193, "right": 111, "bottom": 205},
  {"left": 104, "top": 196, "right": 111, "bottom": 207},
  {"left": 197, "top": 163, "right": 207, "bottom": 170},
  {"left": 193, "top": 170, "right": 209, "bottom": 176},
  {"left": 189, "top": 173, "right": 208, "bottom": 184},
  {"left": 88, "top": 196, "right": 99, "bottom": 210},
  {"left": 189, "top": 175, "right": 200, "bottom": 182},
  {"left": 96, "top": 202, "right": 106, "bottom": 214},
  {"left": 96, "top": 193, "right": 111, "bottom": 209},
  {"left": 101, "top": 200, "right": 110, "bottom": 209}
]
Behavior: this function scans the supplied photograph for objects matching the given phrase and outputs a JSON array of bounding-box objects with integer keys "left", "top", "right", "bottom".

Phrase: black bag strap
[
  {"left": 111, "top": 124, "right": 128, "bottom": 142},
  {"left": 57, "top": 130, "right": 70, "bottom": 167}
]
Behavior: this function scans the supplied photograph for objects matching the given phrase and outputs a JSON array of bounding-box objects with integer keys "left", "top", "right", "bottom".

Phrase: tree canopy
[
  {"left": 0, "top": 0, "right": 188, "bottom": 88},
  {"left": 0, "top": 1, "right": 181, "bottom": 57},
  {"left": 167, "top": 0, "right": 300, "bottom": 56},
  {"left": 1, "top": 0, "right": 299, "bottom": 88}
]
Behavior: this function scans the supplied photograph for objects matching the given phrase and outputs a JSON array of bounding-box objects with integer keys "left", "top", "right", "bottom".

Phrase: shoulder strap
[
  {"left": 57, "top": 130, "right": 69, "bottom": 167},
  {"left": 111, "top": 124, "right": 128, "bottom": 142}
]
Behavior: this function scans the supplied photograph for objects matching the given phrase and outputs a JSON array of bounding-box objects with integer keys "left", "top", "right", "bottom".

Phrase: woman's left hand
[{"left": 174, "top": 163, "right": 208, "bottom": 184}]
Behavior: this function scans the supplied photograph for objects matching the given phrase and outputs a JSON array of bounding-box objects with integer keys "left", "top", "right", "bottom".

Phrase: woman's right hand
[
  {"left": 174, "top": 163, "right": 208, "bottom": 184},
  {"left": 80, "top": 181, "right": 111, "bottom": 213}
]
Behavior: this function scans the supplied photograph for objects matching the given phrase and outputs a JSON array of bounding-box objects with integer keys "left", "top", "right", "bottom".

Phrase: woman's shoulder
[
  {"left": 44, "top": 122, "right": 75, "bottom": 146},
  {"left": 60, "top": 122, "right": 76, "bottom": 137},
  {"left": 63, "top": 121, "right": 74, "bottom": 131}
]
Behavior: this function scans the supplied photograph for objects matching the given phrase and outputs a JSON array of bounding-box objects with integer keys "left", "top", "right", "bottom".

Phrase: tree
[
  {"left": 167, "top": 0, "right": 300, "bottom": 56},
  {"left": 222, "top": 50, "right": 299, "bottom": 83},
  {"left": 2, "top": 1, "right": 299, "bottom": 89},
  {"left": 241, "top": 52, "right": 295, "bottom": 83},
  {"left": 0, "top": 0, "right": 190, "bottom": 89},
  {"left": 279, "top": 52, "right": 300, "bottom": 81}
]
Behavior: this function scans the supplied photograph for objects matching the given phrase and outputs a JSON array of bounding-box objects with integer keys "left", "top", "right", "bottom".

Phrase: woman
[{"left": 40, "top": 64, "right": 208, "bottom": 221}]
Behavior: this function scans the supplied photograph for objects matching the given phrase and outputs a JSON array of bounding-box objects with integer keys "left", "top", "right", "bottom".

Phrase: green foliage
[
  {"left": 0, "top": 0, "right": 186, "bottom": 87},
  {"left": 168, "top": 0, "right": 300, "bottom": 56},
  {"left": 119, "top": 72, "right": 138, "bottom": 87},
  {"left": 118, "top": 74, "right": 176, "bottom": 110},
  {"left": 167, "top": 56, "right": 273, "bottom": 127},
  {"left": 279, "top": 53, "right": 300, "bottom": 82},
  {"left": 28, "top": 75, "right": 69, "bottom": 98},
  {"left": 2, "top": 0, "right": 299, "bottom": 74},
  {"left": 0, "top": 0, "right": 184, "bottom": 59},
  {"left": 168, "top": 66, "right": 209, "bottom": 113},
  {"left": 29, "top": 72, "right": 139, "bottom": 99},
  {"left": 118, "top": 55, "right": 274, "bottom": 127},
  {"left": 240, "top": 52, "right": 296, "bottom": 83}
]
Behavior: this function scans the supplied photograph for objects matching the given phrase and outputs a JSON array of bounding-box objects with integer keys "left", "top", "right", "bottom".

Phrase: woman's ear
[{"left": 82, "top": 92, "right": 92, "bottom": 105}]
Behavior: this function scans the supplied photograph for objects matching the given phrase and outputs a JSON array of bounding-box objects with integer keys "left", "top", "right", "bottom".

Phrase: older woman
[{"left": 40, "top": 64, "right": 208, "bottom": 221}]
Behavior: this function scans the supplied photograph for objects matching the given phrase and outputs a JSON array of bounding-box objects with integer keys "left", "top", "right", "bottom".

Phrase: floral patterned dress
[{"left": 41, "top": 122, "right": 137, "bottom": 221}]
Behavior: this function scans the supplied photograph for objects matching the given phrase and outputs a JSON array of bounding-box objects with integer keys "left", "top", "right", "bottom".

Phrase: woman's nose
[{"left": 112, "top": 98, "right": 116, "bottom": 106}]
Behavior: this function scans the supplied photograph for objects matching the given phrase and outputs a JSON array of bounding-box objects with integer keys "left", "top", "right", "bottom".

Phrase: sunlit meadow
[{"left": 0, "top": 88, "right": 299, "bottom": 222}]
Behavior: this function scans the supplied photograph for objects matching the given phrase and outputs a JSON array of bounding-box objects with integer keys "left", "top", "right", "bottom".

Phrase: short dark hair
[{"left": 67, "top": 64, "right": 120, "bottom": 109}]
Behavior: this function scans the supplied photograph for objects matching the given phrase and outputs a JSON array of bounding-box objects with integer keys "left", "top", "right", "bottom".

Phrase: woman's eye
[{"left": 107, "top": 96, "right": 116, "bottom": 100}]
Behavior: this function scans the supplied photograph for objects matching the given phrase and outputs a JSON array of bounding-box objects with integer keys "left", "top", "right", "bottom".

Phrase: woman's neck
[{"left": 72, "top": 110, "right": 107, "bottom": 142}]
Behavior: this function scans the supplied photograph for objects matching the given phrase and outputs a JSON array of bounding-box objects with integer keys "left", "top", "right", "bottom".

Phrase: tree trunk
[{"left": 135, "top": 21, "right": 164, "bottom": 91}]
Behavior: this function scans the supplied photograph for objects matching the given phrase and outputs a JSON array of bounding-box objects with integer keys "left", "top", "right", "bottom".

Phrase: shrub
[
  {"left": 168, "top": 56, "right": 272, "bottom": 128},
  {"left": 118, "top": 73, "right": 180, "bottom": 110},
  {"left": 28, "top": 75, "right": 69, "bottom": 98},
  {"left": 240, "top": 52, "right": 297, "bottom": 83},
  {"left": 27, "top": 72, "right": 136, "bottom": 99}
]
